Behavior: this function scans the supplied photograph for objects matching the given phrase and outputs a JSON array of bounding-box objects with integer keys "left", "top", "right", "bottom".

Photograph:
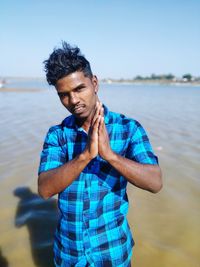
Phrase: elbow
[
  {"left": 38, "top": 185, "right": 50, "bottom": 200},
  {"left": 151, "top": 180, "right": 163, "bottom": 193},
  {"left": 38, "top": 175, "right": 51, "bottom": 200},
  {"left": 38, "top": 188, "right": 50, "bottom": 200},
  {"left": 150, "top": 167, "right": 163, "bottom": 194}
]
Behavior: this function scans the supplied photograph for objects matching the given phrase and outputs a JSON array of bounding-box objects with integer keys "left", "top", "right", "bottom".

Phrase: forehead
[{"left": 56, "top": 71, "right": 91, "bottom": 92}]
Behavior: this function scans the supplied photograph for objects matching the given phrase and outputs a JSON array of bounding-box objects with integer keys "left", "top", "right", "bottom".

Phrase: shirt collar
[{"left": 62, "top": 104, "right": 110, "bottom": 129}]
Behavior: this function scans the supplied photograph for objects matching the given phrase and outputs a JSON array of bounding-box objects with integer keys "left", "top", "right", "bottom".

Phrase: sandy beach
[{"left": 0, "top": 83, "right": 200, "bottom": 267}]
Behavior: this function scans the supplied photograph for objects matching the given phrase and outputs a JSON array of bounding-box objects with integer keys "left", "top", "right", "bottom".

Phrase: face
[{"left": 55, "top": 71, "right": 98, "bottom": 120}]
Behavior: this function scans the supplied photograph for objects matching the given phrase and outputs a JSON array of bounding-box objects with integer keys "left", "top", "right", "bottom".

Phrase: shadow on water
[
  {"left": 0, "top": 248, "right": 9, "bottom": 267},
  {"left": 13, "top": 187, "right": 58, "bottom": 267}
]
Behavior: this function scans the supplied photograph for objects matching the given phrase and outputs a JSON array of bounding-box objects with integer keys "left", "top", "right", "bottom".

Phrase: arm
[
  {"left": 105, "top": 152, "right": 162, "bottom": 193},
  {"left": 38, "top": 104, "right": 102, "bottom": 199},
  {"left": 38, "top": 151, "right": 91, "bottom": 199},
  {"left": 98, "top": 113, "right": 162, "bottom": 193}
]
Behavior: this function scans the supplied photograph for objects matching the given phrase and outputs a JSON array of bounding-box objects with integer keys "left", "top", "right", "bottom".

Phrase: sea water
[{"left": 0, "top": 82, "right": 199, "bottom": 267}]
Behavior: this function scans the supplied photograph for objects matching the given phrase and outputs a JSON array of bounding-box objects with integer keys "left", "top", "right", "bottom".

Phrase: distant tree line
[
  {"left": 134, "top": 73, "right": 199, "bottom": 82},
  {"left": 102, "top": 73, "right": 200, "bottom": 83},
  {"left": 135, "top": 73, "right": 175, "bottom": 80}
]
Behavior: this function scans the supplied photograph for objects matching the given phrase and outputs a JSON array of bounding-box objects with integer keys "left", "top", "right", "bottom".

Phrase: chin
[
  {"left": 74, "top": 111, "right": 88, "bottom": 119},
  {"left": 73, "top": 106, "right": 94, "bottom": 120}
]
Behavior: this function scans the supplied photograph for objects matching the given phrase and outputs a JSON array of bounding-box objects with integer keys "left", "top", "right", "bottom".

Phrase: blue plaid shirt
[{"left": 38, "top": 105, "right": 158, "bottom": 267}]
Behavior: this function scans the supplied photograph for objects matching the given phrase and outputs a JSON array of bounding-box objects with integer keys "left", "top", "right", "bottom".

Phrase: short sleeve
[
  {"left": 126, "top": 121, "right": 158, "bottom": 165},
  {"left": 38, "top": 127, "right": 66, "bottom": 175}
]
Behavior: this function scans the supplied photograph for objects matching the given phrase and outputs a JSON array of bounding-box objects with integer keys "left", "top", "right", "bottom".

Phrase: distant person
[{"left": 38, "top": 42, "right": 162, "bottom": 267}]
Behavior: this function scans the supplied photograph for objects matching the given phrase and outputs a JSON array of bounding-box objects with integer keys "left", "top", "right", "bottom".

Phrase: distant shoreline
[
  {"left": 1, "top": 78, "right": 200, "bottom": 91},
  {"left": 101, "top": 80, "right": 200, "bottom": 87},
  {"left": 0, "top": 87, "right": 44, "bottom": 92}
]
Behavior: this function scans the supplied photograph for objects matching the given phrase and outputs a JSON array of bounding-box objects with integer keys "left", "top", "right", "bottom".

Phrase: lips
[{"left": 72, "top": 105, "right": 86, "bottom": 114}]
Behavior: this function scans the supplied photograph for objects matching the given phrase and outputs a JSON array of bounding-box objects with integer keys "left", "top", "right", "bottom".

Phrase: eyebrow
[{"left": 73, "top": 83, "right": 86, "bottom": 90}]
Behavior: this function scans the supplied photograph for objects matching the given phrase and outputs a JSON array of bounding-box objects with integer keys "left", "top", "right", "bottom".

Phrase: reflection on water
[{"left": 14, "top": 187, "right": 58, "bottom": 267}]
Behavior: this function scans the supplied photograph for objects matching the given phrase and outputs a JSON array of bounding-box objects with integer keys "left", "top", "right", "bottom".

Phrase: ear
[{"left": 92, "top": 75, "right": 99, "bottom": 94}]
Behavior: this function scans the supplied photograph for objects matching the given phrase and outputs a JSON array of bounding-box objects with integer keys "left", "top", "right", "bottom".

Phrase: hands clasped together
[
  {"left": 85, "top": 102, "right": 113, "bottom": 161},
  {"left": 38, "top": 102, "right": 162, "bottom": 199}
]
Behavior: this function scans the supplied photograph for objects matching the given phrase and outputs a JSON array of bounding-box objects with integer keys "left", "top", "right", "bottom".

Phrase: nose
[{"left": 69, "top": 92, "right": 79, "bottom": 105}]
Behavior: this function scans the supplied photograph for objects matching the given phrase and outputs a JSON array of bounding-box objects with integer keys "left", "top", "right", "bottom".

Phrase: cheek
[
  {"left": 86, "top": 90, "right": 97, "bottom": 103},
  {"left": 60, "top": 98, "right": 69, "bottom": 107},
  {"left": 79, "top": 88, "right": 96, "bottom": 105}
]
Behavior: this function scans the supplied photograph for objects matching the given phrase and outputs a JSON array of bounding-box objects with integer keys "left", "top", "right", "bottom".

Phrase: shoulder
[
  {"left": 44, "top": 115, "right": 72, "bottom": 144},
  {"left": 47, "top": 124, "right": 63, "bottom": 134},
  {"left": 46, "top": 123, "right": 64, "bottom": 138},
  {"left": 107, "top": 109, "right": 142, "bottom": 132},
  {"left": 47, "top": 114, "right": 73, "bottom": 134}
]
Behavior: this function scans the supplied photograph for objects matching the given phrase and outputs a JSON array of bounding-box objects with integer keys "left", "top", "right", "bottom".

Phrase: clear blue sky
[{"left": 0, "top": 0, "right": 200, "bottom": 79}]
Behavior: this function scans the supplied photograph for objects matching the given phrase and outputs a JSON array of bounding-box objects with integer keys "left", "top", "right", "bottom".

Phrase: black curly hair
[{"left": 44, "top": 42, "right": 93, "bottom": 86}]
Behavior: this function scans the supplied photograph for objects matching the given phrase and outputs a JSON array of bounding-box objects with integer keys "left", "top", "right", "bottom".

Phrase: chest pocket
[
  {"left": 108, "top": 127, "right": 130, "bottom": 156},
  {"left": 98, "top": 157, "right": 125, "bottom": 192}
]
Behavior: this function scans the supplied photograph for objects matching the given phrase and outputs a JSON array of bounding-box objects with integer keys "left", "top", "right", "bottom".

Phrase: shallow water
[{"left": 0, "top": 83, "right": 200, "bottom": 267}]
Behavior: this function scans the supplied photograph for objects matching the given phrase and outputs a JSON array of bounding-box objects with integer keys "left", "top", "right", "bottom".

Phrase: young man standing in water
[{"left": 38, "top": 42, "right": 162, "bottom": 267}]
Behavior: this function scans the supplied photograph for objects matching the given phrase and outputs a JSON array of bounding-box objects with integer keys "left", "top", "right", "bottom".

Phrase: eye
[
  {"left": 58, "top": 92, "right": 69, "bottom": 98},
  {"left": 74, "top": 85, "right": 86, "bottom": 92},
  {"left": 75, "top": 87, "right": 84, "bottom": 92}
]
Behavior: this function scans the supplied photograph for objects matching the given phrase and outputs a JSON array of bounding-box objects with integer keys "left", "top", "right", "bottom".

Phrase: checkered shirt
[{"left": 38, "top": 105, "right": 158, "bottom": 267}]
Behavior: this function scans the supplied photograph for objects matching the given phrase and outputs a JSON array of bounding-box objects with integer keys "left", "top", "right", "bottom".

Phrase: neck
[
  {"left": 75, "top": 106, "right": 97, "bottom": 133},
  {"left": 75, "top": 116, "right": 92, "bottom": 133}
]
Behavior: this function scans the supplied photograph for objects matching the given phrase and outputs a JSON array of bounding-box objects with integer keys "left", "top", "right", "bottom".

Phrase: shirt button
[{"left": 85, "top": 250, "right": 90, "bottom": 255}]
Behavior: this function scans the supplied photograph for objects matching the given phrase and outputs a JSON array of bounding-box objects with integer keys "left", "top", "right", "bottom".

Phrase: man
[{"left": 38, "top": 42, "right": 162, "bottom": 267}]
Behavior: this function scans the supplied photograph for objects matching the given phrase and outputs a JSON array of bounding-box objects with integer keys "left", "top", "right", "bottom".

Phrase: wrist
[
  {"left": 103, "top": 149, "right": 117, "bottom": 163},
  {"left": 81, "top": 149, "right": 93, "bottom": 163}
]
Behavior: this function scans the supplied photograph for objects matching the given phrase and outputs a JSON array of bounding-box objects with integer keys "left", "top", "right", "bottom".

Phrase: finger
[
  {"left": 92, "top": 113, "right": 101, "bottom": 130},
  {"left": 98, "top": 115, "right": 104, "bottom": 134},
  {"left": 97, "top": 103, "right": 103, "bottom": 127},
  {"left": 92, "top": 115, "right": 101, "bottom": 137},
  {"left": 98, "top": 102, "right": 103, "bottom": 116},
  {"left": 91, "top": 102, "right": 101, "bottom": 126},
  {"left": 100, "top": 105, "right": 104, "bottom": 117},
  {"left": 92, "top": 102, "right": 103, "bottom": 126},
  {"left": 98, "top": 105, "right": 104, "bottom": 133}
]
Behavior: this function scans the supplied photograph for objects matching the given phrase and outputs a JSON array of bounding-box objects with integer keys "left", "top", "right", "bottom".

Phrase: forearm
[
  {"left": 38, "top": 150, "right": 91, "bottom": 199},
  {"left": 107, "top": 152, "right": 162, "bottom": 193}
]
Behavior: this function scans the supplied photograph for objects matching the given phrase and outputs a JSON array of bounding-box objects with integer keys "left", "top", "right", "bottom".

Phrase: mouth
[{"left": 72, "top": 105, "right": 86, "bottom": 114}]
